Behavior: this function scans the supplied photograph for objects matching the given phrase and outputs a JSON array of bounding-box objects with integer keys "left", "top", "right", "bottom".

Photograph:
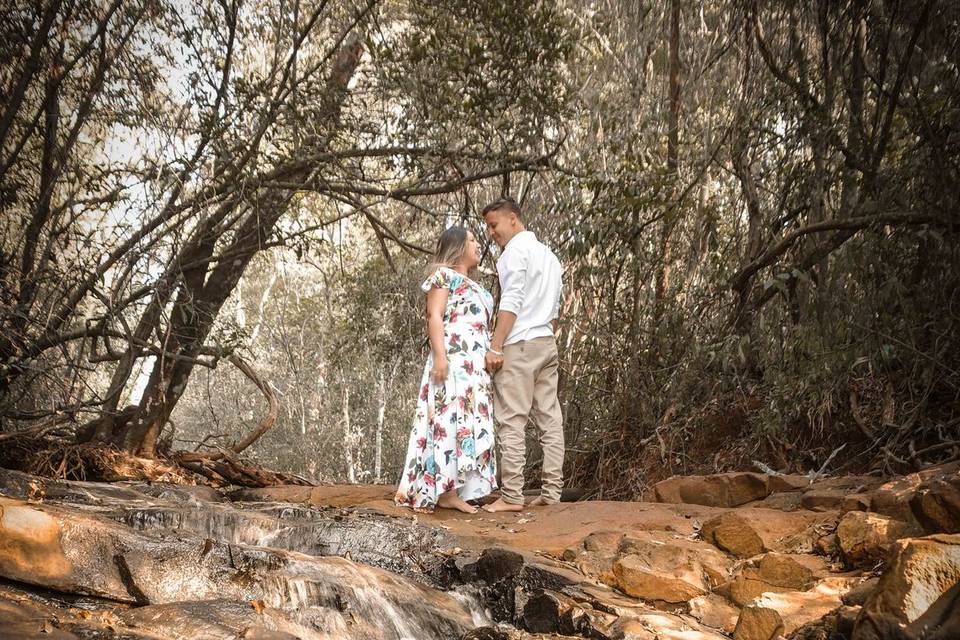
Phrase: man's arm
[
  {"left": 491, "top": 311, "right": 517, "bottom": 353},
  {"left": 486, "top": 247, "right": 526, "bottom": 372}
]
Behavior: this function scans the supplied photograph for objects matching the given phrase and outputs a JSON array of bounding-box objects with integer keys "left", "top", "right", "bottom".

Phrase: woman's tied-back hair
[{"left": 428, "top": 225, "right": 469, "bottom": 275}]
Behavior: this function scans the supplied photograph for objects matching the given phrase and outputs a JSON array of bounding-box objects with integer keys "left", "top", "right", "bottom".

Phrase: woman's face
[{"left": 461, "top": 232, "right": 481, "bottom": 268}]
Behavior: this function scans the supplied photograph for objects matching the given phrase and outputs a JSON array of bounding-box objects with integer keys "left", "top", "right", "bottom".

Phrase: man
[{"left": 481, "top": 197, "right": 564, "bottom": 512}]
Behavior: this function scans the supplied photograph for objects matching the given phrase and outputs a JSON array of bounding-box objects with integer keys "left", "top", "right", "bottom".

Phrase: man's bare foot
[
  {"left": 437, "top": 491, "right": 479, "bottom": 514},
  {"left": 526, "top": 496, "right": 557, "bottom": 507},
  {"left": 481, "top": 498, "right": 525, "bottom": 512}
]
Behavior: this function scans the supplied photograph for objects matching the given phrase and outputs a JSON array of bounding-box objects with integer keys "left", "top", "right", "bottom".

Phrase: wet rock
[
  {"left": 858, "top": 533, "right": 960, "bottom": 624},
  {"left": 734, "top": 589, "right": 844, "bottom": 640},
  {"left": 612, "top": 532, "right": 731, "bottom": 603},
  {"left": 837, "top": 512, "right": 912, "bottom": 568},
  {"left": 0, "top": 497, "right": 476, "bottom": 639},
  {"left": 521, "top": 589, "right": 595, "bottom": 635},
  {"left": 117, "top": 599, "right": 321, "bottom": 639},
  {"left": 474, "top": 548, "right": 527, "bottom": 583},
  {"left": 688, "top": 593, "right": 740, "bottom": 634}
]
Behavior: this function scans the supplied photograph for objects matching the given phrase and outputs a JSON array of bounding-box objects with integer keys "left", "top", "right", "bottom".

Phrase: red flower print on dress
[
  {"left": 432, "top": 424, "right": 447, "bottom": 439},
  {"left": 464, "top": 360, "right": 474, "bottom": 375},
  {"left": 443, "top": 478, "right": 455, "bottom": 492},
  {"left": 417, "top": 437, "right": 427, "bottom": 451},
  {"left": 420, "top": 384, "right": 429, "bottom": 401},
  {"left": 424, "top": 473, "right": 435, "bottom": 487}
]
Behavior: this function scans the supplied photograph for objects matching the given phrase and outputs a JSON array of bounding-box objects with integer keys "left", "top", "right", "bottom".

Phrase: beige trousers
[{"left": 493, "top": 335, "right": 564, "bottom": 504}]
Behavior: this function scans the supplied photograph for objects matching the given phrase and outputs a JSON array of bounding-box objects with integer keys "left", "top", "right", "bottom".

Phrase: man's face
[{"left": 484, "top": 209, "right": 517, "bottom": 249}]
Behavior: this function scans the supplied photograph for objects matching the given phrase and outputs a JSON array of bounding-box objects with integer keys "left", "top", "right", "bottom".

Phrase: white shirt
[{"left": 496, "top": 230, "right": 563, "bottom": 345}]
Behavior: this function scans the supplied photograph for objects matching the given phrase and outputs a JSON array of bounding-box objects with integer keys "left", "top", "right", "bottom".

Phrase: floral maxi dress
[{"left": 394, "top": 267, "right": 497, "bottom": 511}]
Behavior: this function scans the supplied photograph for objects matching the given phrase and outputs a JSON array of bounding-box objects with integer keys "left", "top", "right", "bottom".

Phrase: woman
[{"left": 394, "top": 226, "right": 497, "bottom": 514}]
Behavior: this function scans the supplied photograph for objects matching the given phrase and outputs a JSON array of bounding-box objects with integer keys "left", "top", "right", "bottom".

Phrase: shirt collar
[{"left": 505, "top": 230, "right": 535, "bottom": 249}]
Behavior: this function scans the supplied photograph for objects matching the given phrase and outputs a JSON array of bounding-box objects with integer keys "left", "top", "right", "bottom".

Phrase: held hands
[
  {"left": 430, "top": 356, "right": 448, "bottom": 385},
  {"left": 485, "top": 349, "right": 504, "bottom": 373}
]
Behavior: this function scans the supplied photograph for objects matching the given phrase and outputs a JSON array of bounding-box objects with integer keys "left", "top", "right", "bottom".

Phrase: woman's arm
[{"left": 425, "top": 285, "right": 449, "bottom": 384}]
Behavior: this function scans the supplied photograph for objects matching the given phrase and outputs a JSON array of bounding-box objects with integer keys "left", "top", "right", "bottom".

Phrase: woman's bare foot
[
  {"left": 481, "top": 498, "right": 525, "bottom": 512},
  {"left": 437, "top": 491, "right": 479, "bottom": 514}
]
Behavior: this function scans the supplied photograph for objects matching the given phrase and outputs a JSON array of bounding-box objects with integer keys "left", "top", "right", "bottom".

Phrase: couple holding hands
[{"left": 394, "top": 197, "right": 564, "bottom": 514}]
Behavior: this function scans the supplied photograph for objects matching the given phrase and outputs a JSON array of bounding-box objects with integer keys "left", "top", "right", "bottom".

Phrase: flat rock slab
[{"left": 235, "top": 486, "right": 727, "bottom": 557}]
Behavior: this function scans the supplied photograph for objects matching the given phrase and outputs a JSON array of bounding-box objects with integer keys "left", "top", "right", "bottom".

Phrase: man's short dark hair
[{"left": 481, "top": 197, "right": 522, "bottom": 218}]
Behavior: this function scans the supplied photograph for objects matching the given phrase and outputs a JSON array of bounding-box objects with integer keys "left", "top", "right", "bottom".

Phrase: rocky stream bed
[{"left": 0, "top": 463, "right": 958, "bottom": 640}]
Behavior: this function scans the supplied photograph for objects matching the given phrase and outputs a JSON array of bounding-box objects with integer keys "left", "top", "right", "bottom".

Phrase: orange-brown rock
[
  {"left": 700, "top": 509, "right": 834, "bottom": 558},
  {"left": 801, "top": 489, "right": 848, "bottom": 512},
  {"left": 858, "top": 462, "right": 960, "bottom": 530},
  {"left": 654, "top": 473, "right": 770, "bottom": 507},
  {"left": 612, "top": 532, "right": 732, "bottom": 603},
  {"left": 688, "top": 593, "right": 740, "bottom": 634},
  {"left": 610, "top": 611, "right": 729, "bottom": 640},
  {"left": 858, "top": 533, "right": 960, "bottom": 624},
  {"left": 723, "top": 553, "right": 826, "bottom": 606},
  {"left": 653, "top": 472, "right": 809, "bottom": 508},
  {"left": 733, "top": 589, "right": 844, "bottom": 640},
  {"left": 909, "top": 475, "right": 960, "bottom": 534},
  {"left": 836, "top": 511, "right": 912, "bottom": 568}
]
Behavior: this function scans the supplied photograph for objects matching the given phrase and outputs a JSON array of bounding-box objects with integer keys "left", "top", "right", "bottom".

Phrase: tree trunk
[
  {"left": 116, "top": 35, "right": 364, "bottom": 457},
  {"left": 342, "top": 378, "right": 356, "bottom": 484},
  {"left": 650, "top": 0, "right": 681, "bottom": 353}
]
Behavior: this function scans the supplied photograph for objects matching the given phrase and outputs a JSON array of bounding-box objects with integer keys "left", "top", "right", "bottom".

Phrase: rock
[
  {"left": 842, "top": 577, "right": 880, "bottom": 607},
  {"left": 474, "top": 547, "right": 526, "bottom": 583},
  {"left": 701, "top": 512, "right": 766, "bottom": 558},
  {"left": 844, "top": 494, "right": 873, "bottom": 513},
  {"left": 757, "top": 491, "right": 804, "bottom": 511},
  {"left": 909, "top": 476, "right": 960, "bottom": 535},
  {"left": 654, "top": 472, "right": 804, "bottom": 508},
  {"left": 859, "top": 533, "right": 960, "bottom": 624},
  {"left": 837, "top": 511, "right": 912, "bottom": 568},
  {"left": 853, "top": 580, "right": 960, "bottom": 640},
  {"left": 0, "top": 498, "right": 476, "bottom": 639},
  {"left": 861, "top": 462, "right": 960, "bottom": 530},
  {"left": 734, "top": 589, "right": 844, "bottom": 640},
  {"left": 801, "top": 489, "right": 848, "bottom": 512},
  {"left": 768, "top": 475, "right": 814, "bottom": 493},
  {"left": 786, "top": 605, "right": 860, "bottom": 640},
  {"left": 117, "top": 600, "right": 319, "bottom": 640},
  {"left": 724, "top": 553, "right": 825, "bottom": 606},
  {"left": 611, "top": 532, "right": 732, "bottom": 603},
  {"left": 689, "top": 593, "right": 740, "bottom": 633},
  {"left": 815, "top": 533, "right": 840, "bottom": 556},
  {"left": 700, "top": 509, "right": 833, "bottom": 558},
  {"left": 585, "top": 530, "right": 625, "bottom": 553},
  {"left": 610, "top": 611, "right": 728, "bottom": 640}
]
